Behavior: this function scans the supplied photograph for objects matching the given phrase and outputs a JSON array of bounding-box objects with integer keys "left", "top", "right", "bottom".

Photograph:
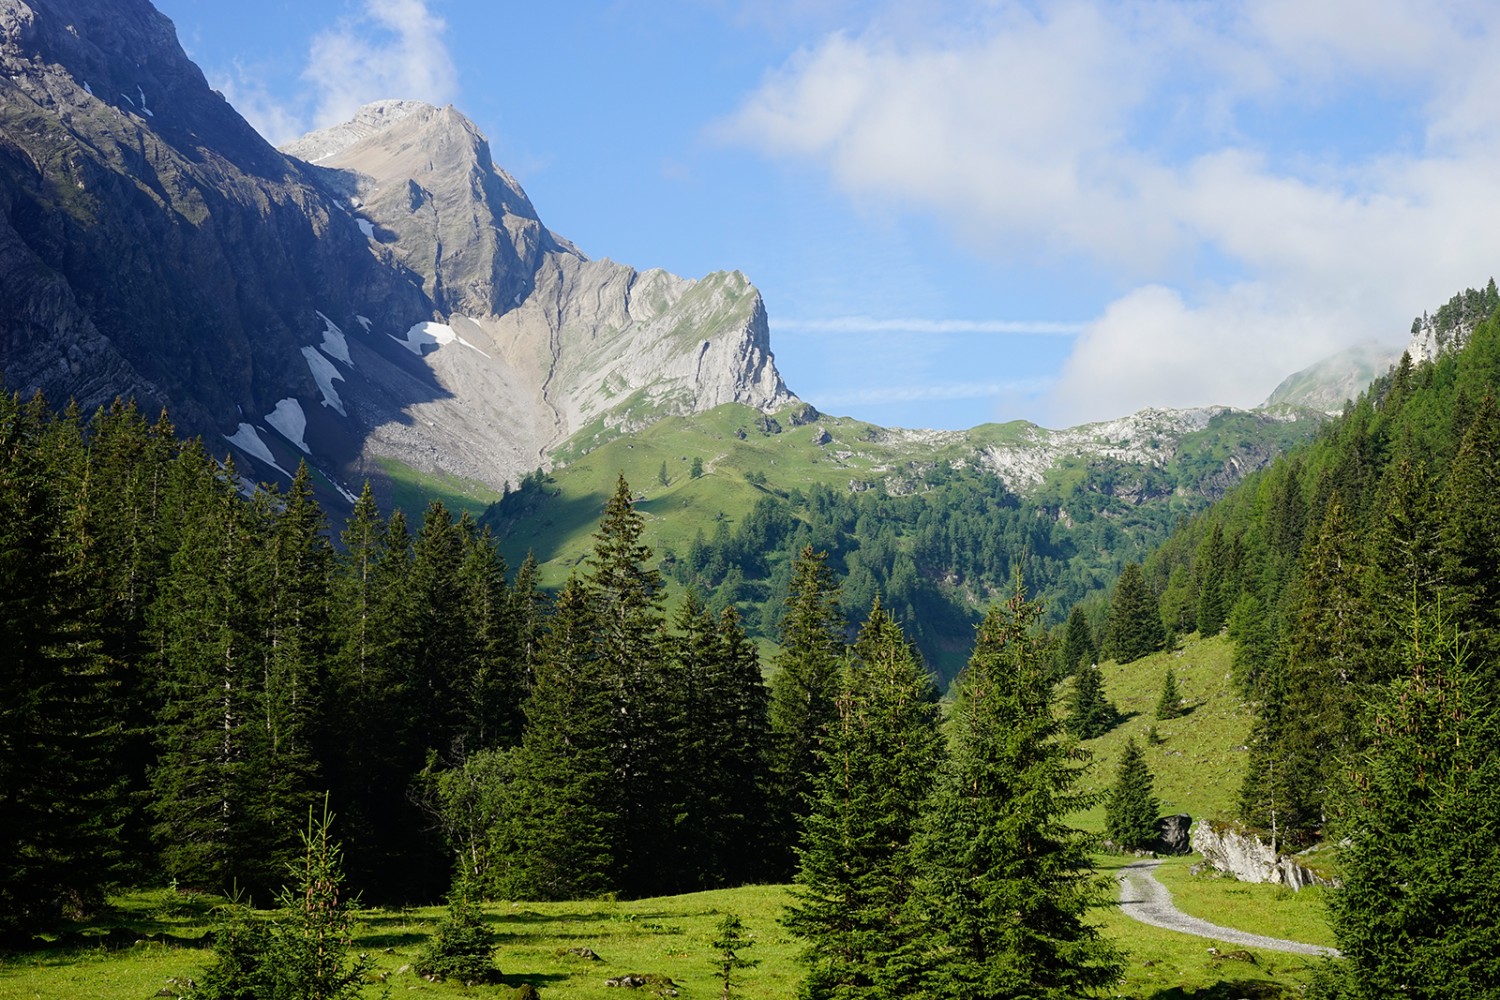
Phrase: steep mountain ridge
[{"left": 0, "top": 0, "right": 791, "bottom": 501}]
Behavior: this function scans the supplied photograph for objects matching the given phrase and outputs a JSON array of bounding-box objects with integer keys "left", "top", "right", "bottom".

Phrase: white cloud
[
  {"left": 303, "top": 0, "right": 458, "bottom": 130},
  {"left": 721, "top": 0, "right": 1500, "bottom": 425},
  {"left": 774, "top": 317, "right": 1084, "bottom": 335}
]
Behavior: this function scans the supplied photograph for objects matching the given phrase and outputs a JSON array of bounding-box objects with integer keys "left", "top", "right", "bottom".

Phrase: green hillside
[{"left": 484, "top": 402, "right": 1323, "bottom": 681}]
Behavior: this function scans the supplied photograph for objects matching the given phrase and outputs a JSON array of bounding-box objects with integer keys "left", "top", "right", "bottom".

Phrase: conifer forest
[{"left": 7, "top": 291, "right": 1500, "bottom": 998}]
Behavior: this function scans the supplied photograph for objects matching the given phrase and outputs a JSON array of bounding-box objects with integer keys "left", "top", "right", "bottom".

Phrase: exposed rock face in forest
[
  {"left": 0, "top": 0, "right": 792, "bottom": 499},
  {"left": 1190, "top": 820, "right": 1330, "bottom": 891}
]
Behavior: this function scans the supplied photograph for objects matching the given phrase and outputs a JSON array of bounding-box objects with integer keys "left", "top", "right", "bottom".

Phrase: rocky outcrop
[{"left": 1189, "top": 820, "right": 1331, "bottom": 892}]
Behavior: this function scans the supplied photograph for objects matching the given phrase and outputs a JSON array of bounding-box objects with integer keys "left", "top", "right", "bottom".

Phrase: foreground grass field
[{"left": 3, "top": 865, "right": 1335, "bottom": 1000}]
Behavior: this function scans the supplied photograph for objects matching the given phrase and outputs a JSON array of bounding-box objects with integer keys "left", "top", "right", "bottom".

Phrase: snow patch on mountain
[
  {"left": 301, "top": 346, "right": 346, "bottom": 415},
  {"left": 266, "top": 398, "right": 310, "bottom": 453},
  {"left": 314, "top": 311, "right": 352, "bottom": 365},
  {"left": 224, "top": 422, "right": 290, "bottom": 476},
  {"left": 391, "top": 320, "right": 490, "bottom": 358}
]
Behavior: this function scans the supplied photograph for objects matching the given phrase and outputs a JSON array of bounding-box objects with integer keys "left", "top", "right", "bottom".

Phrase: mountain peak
[{"left": 281, "top": 99, "right": 444, "bottom": 164}]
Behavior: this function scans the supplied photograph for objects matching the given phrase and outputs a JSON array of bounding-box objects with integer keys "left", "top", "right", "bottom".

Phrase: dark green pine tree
[
  {"left": 1058, "top": 605, "right": 1094, "bottom": 677},
  {"left": 328, "top": 491, "right": 425, "bottom": 899},
  {"left": 1437, "top": 395, "right": 1500, "bottom": 668},
  {"left": 1329, "top": 607, "right": 1500, "bottom": 999},
  {"left": 917, "top": 585, "right": 1121, "bottom": 1000},
  {"left": 252, "top": 463, "right": 329, "bottom": 875},
  {"left": 785, "top": 599, "right": 944, "bottom": 1000},
  {"left": 1105, "top": 739, "right": 1159, "bottom": 851},
  {"left": 1155, "top": 668, "right": 1183, "bottom": 720},
  {"left": 1361, "top": 454, "right": 1444, "bottom": 681},
  {"left": 493, "top": 577, "right": 616, "bottom": 900},
  {"left": 668, "top": 594, "right": 772, "bottom": 891},
  {"left": 407, "top": 502, "right": 472, "bottom": 757},
  {"left": 1067, "top": 662, "right": 1116, "bottom": 740},
  {"left": 508, "top": 551, "right": 548, "bottom": 695},
  {"left": 149, "top": 454, "right": 285, "bottom": 894},
  {"left": 0, "top": 393, "right": 125, "bottom": 931},
  {"left": 1226, "top": 592, "right": 1275, "bottom": 700},
  {"left": 454, "top": 521, "right": 523, "bottom": 749},
  {"left": 1194, "top": 522, "right": 1231, "bottom": 636},
  {"left": 767, "top": 545, "right": 846, "bottom": 876},
  {"left": 1104, "top": 563, "right": 1165, "bottom": 664},
  {"left": 583, "top": 474, "right": 672, "bottom": 896}
]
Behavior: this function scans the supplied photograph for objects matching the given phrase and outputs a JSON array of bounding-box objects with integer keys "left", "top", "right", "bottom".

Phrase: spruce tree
[
  {"left": 0, "top": 393, "right": 125, "bottom": 929},
  {"left": 670, "top": 595, "right": 772, "bottom": 891},
  {"left": 917, "top": 585, "right": 1121, "bottom": 1000},
  {"left": 1194, "top": 522, "right": 1231, "bottom": 635},
  {"left": 150, "top": 454, "right": 287, "bottom": 894},
  {"left": 786, "top": 600, "right": 943, "bottom": 1000},
  {"left": 493, "top": 578, "right": 616, "bottom": 900},
  {"left": 1155, "top": 668, "right": 1183, "bottom": 720},
  {"left": 1058, "top": 605, "right": 1093, "bottom": 676},
  {"left": 1104, "top": 563, "right": 1165, "bottom": 663},
  {"left": 1105, "top": 739, "right": 1159, "bottom": 851},
  {"left": 767, "top": 545, "right": 846, "bottom": 875},
  {"left": 583, "top": 474, "right": 672, "bottom": 896},
  {"left": 1329, "top": 608, "right": 1500, "bottom": 999},
  {"left": 1067, "top": 662, "right": 1116, "bottom": 740}
]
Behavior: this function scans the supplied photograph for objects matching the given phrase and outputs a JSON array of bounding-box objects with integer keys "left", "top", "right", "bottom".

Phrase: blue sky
[{"left": 154, "top": 0, "right": 1500, "bottom": 430}]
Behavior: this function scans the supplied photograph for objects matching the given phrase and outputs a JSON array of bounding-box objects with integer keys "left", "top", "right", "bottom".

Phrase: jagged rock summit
[
  {"left": 1, "top": 0, "right": 793, "bottom": 500},
  {"left": 279, "top": 99, "right": 794, "bottom": 484}
]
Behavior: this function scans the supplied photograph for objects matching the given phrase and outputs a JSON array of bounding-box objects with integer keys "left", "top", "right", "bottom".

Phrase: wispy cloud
[
  {"left": 817, "top": 378, "right": 1052, "bottom": 407},
  {"left": 304, "top": 0, "right": 458, "bottom": 129},
  {"left": 773, "top": 317, "right": 1085, "bottom": 335},
  {"left": 208, "top": 0, "right": 460, "bottom": 144}
]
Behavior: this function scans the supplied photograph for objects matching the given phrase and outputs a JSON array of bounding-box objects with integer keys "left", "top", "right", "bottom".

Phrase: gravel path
[{"left": 1115, "top": 860, "right": 1340, "bottom": 957}]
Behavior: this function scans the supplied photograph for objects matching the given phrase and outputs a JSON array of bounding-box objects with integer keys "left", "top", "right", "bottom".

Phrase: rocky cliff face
[{"left": 1, "top": 1, "right": 792, "bottom": 500}]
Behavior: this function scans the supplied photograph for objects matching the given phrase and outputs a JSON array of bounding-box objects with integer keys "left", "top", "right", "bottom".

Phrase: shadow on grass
[{"left": 1147, "top": 980, "right": 1292, "bottom": 999}]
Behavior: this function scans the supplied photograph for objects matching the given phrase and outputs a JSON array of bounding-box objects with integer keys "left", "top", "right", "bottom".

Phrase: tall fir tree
[
  {"left": 785, "top": 599, "right": 944, "bottom": 1000},
  {"left": 493, "top": 577, "right": 616, "bottom": 900},
  {"left": 1105, "top": 739, "right": 1159, "bottom": 851},
  {"left": 1066, "top": 662, "right": 1116, "bottom": 740},
  {"left": 668, "top": 594, "right": 772, "bottom": 891},
  {"left": 1104, "top": 563, "right": 1165, "bottom": 663},
  {"left": 1329, "top": 607, "right": 1500, "bottom": 999},
  {"left": 768, "top": 545, "right": 846, "bottom": 875},
  {"left": 917, "top": 585, "right": 1121, "bottom": 1000},
  {"left": 149, "top": 454, "right": 289, "bottom": 894},
  {"left": 583, "top": 474, "right": 673, "bottom": 896},
  {"left": 0, "top": 393, "right": 125, "bottom": 930},
  {"left": 1155, "top": 668, "right": 1183, "bottom": 721}
]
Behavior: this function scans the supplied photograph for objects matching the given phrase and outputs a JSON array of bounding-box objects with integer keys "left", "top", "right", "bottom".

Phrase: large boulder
[{"left": 1156, "top": 813, "right": 1193, "bottom": 855}]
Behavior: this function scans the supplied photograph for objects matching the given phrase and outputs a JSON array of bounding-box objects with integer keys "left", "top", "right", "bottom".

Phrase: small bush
[{"left": 415, "top": 889, "right": 498, "bottom": 985}]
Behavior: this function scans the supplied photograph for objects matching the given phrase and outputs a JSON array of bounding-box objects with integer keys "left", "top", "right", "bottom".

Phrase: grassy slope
[
  {"left": 1070, "top": 632, "right": 1254, "bottom": 833},
  {"left": 4, "top": 877, "right": 1333, "bottom": 1000}
]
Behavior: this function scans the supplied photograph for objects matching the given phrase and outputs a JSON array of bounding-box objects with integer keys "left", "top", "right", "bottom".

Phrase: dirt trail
[{"left": 1115, "top": 859, "right": 1340, "bottom": 957}]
